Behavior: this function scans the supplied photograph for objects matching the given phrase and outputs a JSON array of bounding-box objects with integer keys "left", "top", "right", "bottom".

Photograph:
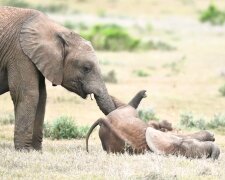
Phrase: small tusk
[{"left": 90, "top": 94, "right": 93, "bottom": 100}]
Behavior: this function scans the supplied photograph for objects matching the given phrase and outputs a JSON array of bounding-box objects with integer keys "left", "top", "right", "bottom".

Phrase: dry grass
[
  {"left": 1, "top": 0, "right": 225, "bottom": 179},
  {"left": 0, "top": 140, "right": 225, "bottom": 179}
]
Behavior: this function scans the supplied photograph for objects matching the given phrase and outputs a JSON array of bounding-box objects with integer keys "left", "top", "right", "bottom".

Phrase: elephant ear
[
  {"left": 20, "top": 12, "right": 67, "bottom": 85},
  {"left": 145, "top": 127, "right": 182, "bottom": 155}
]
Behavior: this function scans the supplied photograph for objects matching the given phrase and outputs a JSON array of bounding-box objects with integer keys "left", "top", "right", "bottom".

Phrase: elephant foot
[
  {"left": 32, "top": 143, "right": 42, "bottom": 151},
  {"left": 14, "top": 138, "right": 34, "bottom": 151},
  {"left": 15, "top": 145, "right": 34, "bottom": 152},
  {"left": 32, "top": 136, "right": 43, "bottom": 151}
]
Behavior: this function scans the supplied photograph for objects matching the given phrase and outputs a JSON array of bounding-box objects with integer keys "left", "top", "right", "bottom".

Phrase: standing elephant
[{"left": 0, "top": 7, "right": 116, "bottom": 150}]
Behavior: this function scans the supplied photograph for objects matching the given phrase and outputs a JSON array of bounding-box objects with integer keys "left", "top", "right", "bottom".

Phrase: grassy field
[{"left": 1, "top": 0, "right": 225, "bottom": 179}]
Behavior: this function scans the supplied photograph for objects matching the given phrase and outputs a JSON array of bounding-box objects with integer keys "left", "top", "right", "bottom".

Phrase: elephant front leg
[
  {"left": 12, "top": 90, "right": 39, "bottom": 150},
  {"left": 8, "top": 58, "right": 40, "bottom": 151},
  {"left": 32, "top": 76, "right": 46, "bottom": 150}
]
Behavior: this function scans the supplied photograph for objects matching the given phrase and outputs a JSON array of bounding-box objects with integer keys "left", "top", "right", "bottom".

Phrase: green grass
[
  {"left": 207, "top": 114, "right": 225, "bottom": 129},
  {"left": 133, "top": 69, "right": 150, "bottom": 77},
  {"left": 1, "top": 0, "right": 29, "bottom": 8},
  {"left": 44, "top": 116, "right": 89, "bottom": 140},
  {"left": 81, "top": 24, "right": 141, "bottom": 51},
  {"left": 200, "top": 3, "right": 225, "bottom": 25},
  {"left": 180, "top": 112, "right": 225, "bottom": 130},
  {"left": 138, "top": 108, "right": 159, "bottom": 123},
  {"left": 1, "top": 0, "right": 68, "bottom": 13},
  {"left": 81, "top": 24, "right": 175, "bottom": 51}
]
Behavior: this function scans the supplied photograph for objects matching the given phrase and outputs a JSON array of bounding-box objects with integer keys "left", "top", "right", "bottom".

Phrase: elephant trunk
[{"left": 94, "top": 85, "right": 116, "bottom": 115}]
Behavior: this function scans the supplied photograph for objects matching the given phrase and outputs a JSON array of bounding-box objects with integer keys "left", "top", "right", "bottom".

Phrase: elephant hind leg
[{"left": 32, "top": 74, "right": 46, "bottom": 151}]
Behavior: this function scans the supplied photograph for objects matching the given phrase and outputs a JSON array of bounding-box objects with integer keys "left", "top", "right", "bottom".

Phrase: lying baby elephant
[
  {"left": 146, "top": 127, "right": 220, "bottom": 160},
  {"left": 86, "top": 90, "right": 220, "bottom": 159}
]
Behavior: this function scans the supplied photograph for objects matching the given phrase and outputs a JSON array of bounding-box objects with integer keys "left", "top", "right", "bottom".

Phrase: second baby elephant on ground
[{"left": 86, "top": 90, "right": 220, "bottom": 159}]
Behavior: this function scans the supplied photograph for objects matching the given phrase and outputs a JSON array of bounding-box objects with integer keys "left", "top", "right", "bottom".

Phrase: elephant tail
[
  {"left": 86, "top": 118, "right": 105, "bottom": 152},
  {"left": 86, "top": 118, "right": 127, "bottom": 153}
]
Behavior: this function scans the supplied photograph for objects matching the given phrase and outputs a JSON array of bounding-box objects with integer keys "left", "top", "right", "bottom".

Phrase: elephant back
[{"left": 0, "top": 7, "right": 33, "bottom": 68}]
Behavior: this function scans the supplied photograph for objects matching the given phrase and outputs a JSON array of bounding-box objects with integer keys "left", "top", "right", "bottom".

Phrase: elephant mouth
[
  {"left": 79, "top": 87, "right": 88, "bottom": 99},
  {"left": 80, "top": 81, "right": 96, "bottom": 99},
  {"left": 80, "top": 91, "right": 88, "bottom": 99},
  {"left": 63, "top": 80, "right": 88, "bottom": 99}
]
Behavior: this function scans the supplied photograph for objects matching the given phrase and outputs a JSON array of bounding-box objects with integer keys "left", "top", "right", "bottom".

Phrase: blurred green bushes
[
  {"left": 2, "top": 0, "right": 29, "bottom": 8},
  {"left": 138, "top": 108, "right": 159, "bottom": 123},
  {"left": 180, "top": 112, "right": 225, "bottom": 130},
  {"left": 1, "top": 1, "right": 176, "bottom": 51},
  {"left": 81, "top": 24, "right": 140, "bottom": 51},
  {"left": 200, "top": 3, "right": 225, "bottom": 25},
  {"left": 1, "top": 0, "right": 68, "bottom": 13},
  {"left": 81, "top": 24, "right": 175, "bottom": 51}
]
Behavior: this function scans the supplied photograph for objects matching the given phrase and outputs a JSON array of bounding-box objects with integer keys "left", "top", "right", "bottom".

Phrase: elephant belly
[{"left": 0, "top": 69, "right": 9, "bottom": 95}]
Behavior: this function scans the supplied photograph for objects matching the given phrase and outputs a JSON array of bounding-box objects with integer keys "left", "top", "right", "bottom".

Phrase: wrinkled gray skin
[{"left": 0, "top": 7, "right": 115, "bottom": 150}]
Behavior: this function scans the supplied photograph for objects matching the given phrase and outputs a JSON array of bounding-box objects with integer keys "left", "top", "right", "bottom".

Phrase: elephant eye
[{"left": 83, "top": 65, "right": 92, "bottom": 74}]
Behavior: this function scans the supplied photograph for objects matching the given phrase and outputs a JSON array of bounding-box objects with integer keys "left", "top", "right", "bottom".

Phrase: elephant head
[{"left": 19, "top": 11, "right": 115, "bottom": 115}]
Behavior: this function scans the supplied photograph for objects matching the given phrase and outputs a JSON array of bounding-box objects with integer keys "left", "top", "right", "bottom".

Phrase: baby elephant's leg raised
[{"left": 128, "top": 90, "right": 147, "bottom": 109}]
